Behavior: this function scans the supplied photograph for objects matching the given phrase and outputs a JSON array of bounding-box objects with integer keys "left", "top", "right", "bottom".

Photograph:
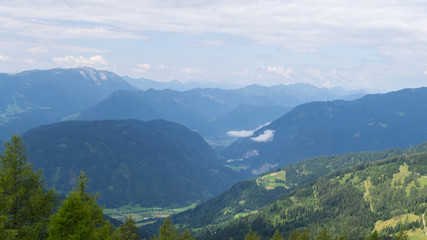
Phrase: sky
[{"left": 1, "top": 0, "right": 427, "bottom": 92}]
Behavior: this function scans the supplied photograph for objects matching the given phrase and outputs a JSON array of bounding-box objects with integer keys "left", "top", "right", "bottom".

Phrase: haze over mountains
[
  {"left": 1, "top": 67, "right": 427, "bottom": 239},
  {"left": 0, "top": 67, "right": 134, "bottom": 140}
]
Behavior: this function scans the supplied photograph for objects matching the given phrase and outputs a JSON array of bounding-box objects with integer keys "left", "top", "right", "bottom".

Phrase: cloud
[
  {"left": 0, "top": 54, "right": 12, "bottom": 63},
  {"left": 53, "top": 55, "right": 108, "bottom": 68},
  {"left": 192, "top": 39, "right": 226, "bottom": 47},
  {"left": 251, "top": 129, "right": 275, "bottom": 142},
  {"left": 227, "top": 130, "right": 256, "bottom": 138},
  {"left": 2, "top": 0, "right": 427, "bottom": 48},
  {"left": 257, "top": 63, "right": 296, "bottom": 78},
  {"left": 227, "top": 122, "right": 271, "bottom": 138}
]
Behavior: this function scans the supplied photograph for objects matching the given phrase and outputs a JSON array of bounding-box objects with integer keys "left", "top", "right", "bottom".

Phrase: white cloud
[
  {"left": 0, "top": 54, "right": 12, "bottom": 63},
  {"left": 53, "top": 55, "right": 108, "bottom": 68},
  {"left": 251, "top": 129, "right": 275, "bottom": 142},
  {"left": 227, "top": 122, "right": 271, "bottom": 138},
  {"left": 27, "top": 47, "right": 49, "bottom": 55},
  {"left": 257, "top": 63, "right": 296, "bottom": 78},
  {"left": 227, "top": 130, "right": 256, "bottom": 138},
  {"left": 2, "top": 0, "right": 427, "bottom": 48}
]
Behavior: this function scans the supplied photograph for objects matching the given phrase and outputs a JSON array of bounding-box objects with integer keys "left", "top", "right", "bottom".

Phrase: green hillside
[
  {"left": 197, "top": 152, "right": 427, "bottom": 240},
  {"left": 159, "top": 143, "right": 427, "bottom": 234},
  {"left": 22, "top": 119, "right": 239, "bottom": 208}
]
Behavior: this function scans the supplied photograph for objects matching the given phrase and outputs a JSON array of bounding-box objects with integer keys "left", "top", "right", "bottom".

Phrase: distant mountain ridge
[
  {"left": 222, "top": 87, "right": 427, "bottom": 175},
  {"left": 76, "top": 84, "right": 365, "bottom": 143},
  {"left": 0, "top": 67, "right": 134, "bottom": 140},
  {"left": 23, "top": 119, "right": 238, "bottom": 208}
]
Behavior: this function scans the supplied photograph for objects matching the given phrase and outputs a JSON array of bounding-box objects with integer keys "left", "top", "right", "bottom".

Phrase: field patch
[
  {"left": 374, "top": 213, "right": 419, "bottom": 232},
  {"left": 104, "top": 203, "right": 197, "bottom": 227},
  {"left": 257, "top": 170, "right": 289, "bottom": 190}
]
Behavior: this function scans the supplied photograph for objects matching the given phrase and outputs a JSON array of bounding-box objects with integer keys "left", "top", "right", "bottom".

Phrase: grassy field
[
  {"left": 407, "top": 229, "right": 426, "bottom": 240},
  {"left": 104, "top": 203, "right": 197, "bottom": 227},
  {"left": 256, "top": 170, "right": 288, "bottom": 190},
  {"left": 374, "top": 213, "right": 420, "bottom": 232}
]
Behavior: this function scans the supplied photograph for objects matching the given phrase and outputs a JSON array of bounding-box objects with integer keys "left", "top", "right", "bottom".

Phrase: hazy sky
[{"left": 1, "top": 0, "right": 427, "bottom": 91}]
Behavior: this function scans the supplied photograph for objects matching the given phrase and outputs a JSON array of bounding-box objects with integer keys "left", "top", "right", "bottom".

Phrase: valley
[{"left": 0, "top": 67, "right": 426, "bottom": 240}]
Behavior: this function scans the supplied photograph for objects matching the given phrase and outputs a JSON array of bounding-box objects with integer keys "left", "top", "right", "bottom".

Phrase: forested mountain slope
[
  {"left": 22, "top": 119, "right": 238, "bottom": 208},
  {"left": 222, "top": 87, "right": 427, "bottom": 175},
  {"left": 144, "top": 142, "right": 427, "bottom": 235},
  {"left": 198, "top": 151, "right": 427, "bottom": 240}
]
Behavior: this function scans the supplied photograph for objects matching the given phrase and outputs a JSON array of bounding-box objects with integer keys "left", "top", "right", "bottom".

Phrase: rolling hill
[{"left": 22, "top": 119, "right": 238, "bottom": 208}]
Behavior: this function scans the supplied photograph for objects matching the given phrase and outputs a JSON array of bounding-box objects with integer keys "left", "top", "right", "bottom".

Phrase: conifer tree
[
  {"left": 392, "top": 226, "right": 408, "bottom": 240},
  {"left": 47, "top": 171, "right": 112, "bottom": 239},
  {"left": 181, "top": 229, "right": 194, "bottom": 240},
  {"left": 151, "top": 217, "right": 179, "bottom": 240},
  {"left": 316, "top": 227, "right": 330, "bottom": 240},
  {"left": 0, "top": 134, "right": 56, "bottom": 239},
  {"left": 270, "top": 229, "right": 284, "bottom": 240},
  {"left": 113, "top": 216, "right": 140, "bottom": 240},
  {"left": 245, "top": 229, "right": 261, "bottom": 240}
]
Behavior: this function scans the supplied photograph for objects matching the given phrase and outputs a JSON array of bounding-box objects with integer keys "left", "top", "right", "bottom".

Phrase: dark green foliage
[
  {"left": 47, "top": 171, "right": 113, "bottom": 240},
  {"left": 151, "top": 218, "right": 193, "bottom": 240},
  {"left": 316, "top": 227, "right": 330, "bottom": 240},
  {"left": 113, "top": 216, "right": 140, "bottom": 240},
  {"left": 270, "top": 230, "right": 284, "bottom": 240},
  {"left": 0, "top": 135, "right": 57, "bottom": 239},
  {"left": 23, "top": 119, "right": 238, "bottom": 207},
  {"left": 244, "top": 230, "right": 260, "bottom": 240},
  {"left": 365, "top": 230, "right": 381, "bottom": 240},
  {"left": 392, "top": 227, "right": 408, "bottom": 240}
]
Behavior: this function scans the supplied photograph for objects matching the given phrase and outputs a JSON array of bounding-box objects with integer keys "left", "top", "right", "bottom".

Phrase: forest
[{"left": 2, "top": 134, "right": 425, "bottom": 240}]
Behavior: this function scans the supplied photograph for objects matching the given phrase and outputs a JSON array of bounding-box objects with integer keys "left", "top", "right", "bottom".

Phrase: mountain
[
  {"left": 195, "top": 151, "right": 427, "bottom": 239},
  {"left": 77, "top": 84, "right": 363, "bottom": 144},
  {"left": 141, "top": 142, "right": 427, "bottom": 235},
  {"left": 222, "top": 87, "right": 427, "bottom": 175},
  {"left": 0, "top": 67, "right": 134, "bottom": 141},
  {"left": 22, "top": 119, "right": 238, "bottom": 208},
  {"left": 122, "top": 76, "right": 240, "bottom": 91}
]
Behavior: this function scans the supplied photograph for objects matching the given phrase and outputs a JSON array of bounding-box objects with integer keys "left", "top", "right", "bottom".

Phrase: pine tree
[
  {"left": 0, "top": 134, "right": 56, "bottom": 239},
  {"left": 151, "top": 217, "right": 179, "bottom": 240},
  {"left": 245, "top": 229, "right": 261, "bottom": 240},
  {"left": 113, "top": 215, "right": 140, "bottom": 240},
  {"left": 181, "top": 229, "right": 194, "bottom": 240},
  {"left": 270, "top": 229, "right": 284, "bottom": 240},
  {"left": 393, "top": 226, "right": 408, "bottom": 240},
  {"left": 316, "top": 227, "right": 330, "bottom": 240},
  {"left": 365, "top": 230, "right": 381, "bottom": 240},
  {"left": 47, "top": 171, "right": 113, "bottom": 240}
]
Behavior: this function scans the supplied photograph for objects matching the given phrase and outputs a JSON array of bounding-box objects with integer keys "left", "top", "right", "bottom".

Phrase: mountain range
[
  {"left": 222, "top": 87, "right": 427, "bottom": 175},
  {"left": 75, "top": 84, "right": 364, "bottom": 145},
  {"left": 0, "top": 67, "right": 134, "bottom": 141}
]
